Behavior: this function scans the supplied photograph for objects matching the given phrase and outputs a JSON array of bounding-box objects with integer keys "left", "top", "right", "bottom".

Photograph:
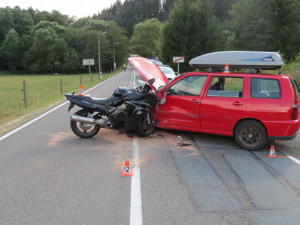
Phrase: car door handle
[
  {"left": 232, "top": 101, "right": 244, "bottom": 106},
  {"left": 191, "top": 99, "right": 200, "bottom": 103}
]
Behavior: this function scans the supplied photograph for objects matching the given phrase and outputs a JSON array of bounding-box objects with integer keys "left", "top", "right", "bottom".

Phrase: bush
[{"left": 284, "top": 52, "right": 300, "bottom": 85}]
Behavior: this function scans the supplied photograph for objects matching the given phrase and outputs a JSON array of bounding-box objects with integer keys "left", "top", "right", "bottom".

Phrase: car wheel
[{"left": 234, "top": 120, "right": 267, "bottom": 150}]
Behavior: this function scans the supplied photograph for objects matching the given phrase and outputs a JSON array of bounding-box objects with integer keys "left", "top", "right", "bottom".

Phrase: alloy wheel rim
[{"left": 239, "top": 125, "right": 261, "bottom": 147}]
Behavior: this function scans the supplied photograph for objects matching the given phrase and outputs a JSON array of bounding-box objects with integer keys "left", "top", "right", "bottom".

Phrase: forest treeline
[{"left": 0, "top": 0, "right": 299, "bottom": 74}]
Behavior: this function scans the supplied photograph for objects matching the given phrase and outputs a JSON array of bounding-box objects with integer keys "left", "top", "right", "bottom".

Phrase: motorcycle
[{"left": 65, "top": 78, "right": 158, "bottom": 138}]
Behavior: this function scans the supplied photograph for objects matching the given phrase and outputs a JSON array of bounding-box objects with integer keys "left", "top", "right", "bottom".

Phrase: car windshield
[
  {"left": 157, "top": 73, "right": 184, "bottom": 91},
  {"left": 157, "top": 83, "right": 168, "bottom": 92}
]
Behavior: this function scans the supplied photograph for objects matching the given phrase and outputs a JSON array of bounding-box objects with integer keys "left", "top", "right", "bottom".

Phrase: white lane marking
[
  {"left": 130, "top": 137, "right": 143, "bottom": 225},
  {"left": 287, "top": 155, "right": 300, "bottom": 165},
  {"left": 0, "top": 74, "right": 121, "bottom": 142}
]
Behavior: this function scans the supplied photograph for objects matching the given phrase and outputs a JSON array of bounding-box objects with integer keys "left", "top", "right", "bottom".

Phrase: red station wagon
[{"left": 129, "top": 51, "right": 300, "bottom": 150}]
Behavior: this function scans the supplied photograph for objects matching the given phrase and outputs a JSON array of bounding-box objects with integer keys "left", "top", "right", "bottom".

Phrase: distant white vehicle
[
  {"left": 152, "top": 60, "right": 163, "bottom": 66},
  {"left": 159, "top": 66, "right": 176, "bottom": 80}
]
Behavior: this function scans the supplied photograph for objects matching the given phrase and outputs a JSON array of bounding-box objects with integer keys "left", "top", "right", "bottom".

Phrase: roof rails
[{"left": 189, "top": 51, "right": 284, "bottom": 70}]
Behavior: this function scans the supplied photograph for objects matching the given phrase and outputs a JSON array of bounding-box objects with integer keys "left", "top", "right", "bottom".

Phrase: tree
[
  {"left": 272, "top": 0, "right": 300, "bottom": 60},
  {"left": 116, "top": 0, "right": 137, "bottom": 36},
  {"left": 160, "top": 0, "right": 177, "bottom": 21},
  {"left": 12, "top": 6, "right": 34, "bottom": 36},
  {"left": 230, "top": 0, "right": 300, "bottom": 60},
  {"left": 62, "top": 47, "right": 80, "bottom": 73},
  {"left": 97, "top": 0, "right": 172, "bottom": 36},
  {"left": 130, "top": 18, "right": 162, "bottom": 57},
  {"left": 1, "top": 28, "right": 21, "bottom": 72},
  {"left": 230, "top": 0, "right": 275, "bottom": 51},
  {"left": 0, "top": 6, "right": 130, "bottom": 73},
  {"left": 49, "top": 10, "right": 71, "bottom": 25},
  {"left": 105, "top": 21, "right": 129, "bottom": 71},
  {"left": 24, "top": 22, "right": 68, "bottom": 73},
  {"left": 64, "top": 18, "right": 128, "bottom": 73},
  {"left": 211, "top": 0, "right": 237, "bottom": 20},
  {"left": 161, "top": 0, "right": 221, "bottom": 72},
  {"left": 0, "top": 7, "right": 14, "bottom": 43},
  {"left": 144, "top": 0, "right": 161, "bottom": 19}
]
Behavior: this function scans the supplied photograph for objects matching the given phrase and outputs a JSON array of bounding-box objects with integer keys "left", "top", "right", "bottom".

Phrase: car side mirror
[{"left": 160, "top": 91, "right": 168, "bottom": 105}]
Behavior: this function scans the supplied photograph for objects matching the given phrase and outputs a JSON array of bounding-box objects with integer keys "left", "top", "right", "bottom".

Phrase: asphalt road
[{"left": 0, "top": 70, "right": 300, "bottom": 225}]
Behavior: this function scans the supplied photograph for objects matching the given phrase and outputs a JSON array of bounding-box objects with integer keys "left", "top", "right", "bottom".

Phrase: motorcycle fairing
[
  {"left": 124, "top": 105, "right": 148, "bottom": 131},
  {"left": 109, "top": 107, "right": 129, "bottom": 125},
  {"left": 128, "top": 57, "right": 169, "bottom": 91}
]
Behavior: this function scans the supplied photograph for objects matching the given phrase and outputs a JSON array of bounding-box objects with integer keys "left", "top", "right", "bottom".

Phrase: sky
[{"left": 1, "top": 0, "right": 120, "bottom": 18}]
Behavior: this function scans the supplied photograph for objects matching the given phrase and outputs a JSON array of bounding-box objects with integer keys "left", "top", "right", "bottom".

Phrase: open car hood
[{"left": 128, "top": 57, "right": 169, "bottom": 91}]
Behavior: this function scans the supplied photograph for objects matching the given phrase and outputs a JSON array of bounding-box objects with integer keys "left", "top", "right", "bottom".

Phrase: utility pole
[
  {"left": 113, "top": 42, "right": 119, "bottom": 71},
  {"left": 98, "top": 31, "right": 107, "bottom": 79}
]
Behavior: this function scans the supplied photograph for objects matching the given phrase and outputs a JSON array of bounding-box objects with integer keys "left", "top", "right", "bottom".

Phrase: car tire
[{"left": 234, "top": 120, "right": 267, "bottom": 150}]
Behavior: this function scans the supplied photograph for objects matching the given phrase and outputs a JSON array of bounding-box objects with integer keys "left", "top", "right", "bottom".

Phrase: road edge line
[{"left": 287, "top": 155, "right": 300, "bottom": 165}]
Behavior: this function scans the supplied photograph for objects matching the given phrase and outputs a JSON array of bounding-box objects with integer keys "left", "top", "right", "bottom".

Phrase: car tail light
[{"left": 291, "top": 100, "right": 299, "bottom": 120}]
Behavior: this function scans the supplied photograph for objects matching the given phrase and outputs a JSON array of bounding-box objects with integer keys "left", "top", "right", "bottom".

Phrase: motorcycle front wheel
[
  {"left": 70, "top": 109, "right": 100, "bottom": 138},
  {"left": 136, "top": 113, "right": 154, "bottom": 137}
]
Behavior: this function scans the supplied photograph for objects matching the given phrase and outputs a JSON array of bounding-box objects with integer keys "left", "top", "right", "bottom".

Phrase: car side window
[
  {"left": 251, "top": 78, "right": 281, "bottom": 99},
  {"left": 169, "top": 75, "right": 208, "bottom": 96},
  {"left": 207, "top": 77, "right": 244, "bottom": 98}
]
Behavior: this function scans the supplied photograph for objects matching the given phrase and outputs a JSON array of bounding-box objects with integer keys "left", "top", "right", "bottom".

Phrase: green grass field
[{"left": 0, "top": 72, "right": 119, "bottom": 124}]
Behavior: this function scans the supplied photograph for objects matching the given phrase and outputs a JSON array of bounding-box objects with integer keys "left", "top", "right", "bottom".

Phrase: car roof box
[{"left": 189, "top": 51, "right": 284, "bottom": 70}]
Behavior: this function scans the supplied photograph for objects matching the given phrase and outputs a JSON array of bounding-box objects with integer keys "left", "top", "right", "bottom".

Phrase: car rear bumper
[
  {"left": 264, "top": 119, "right": 300, "bottom": 139},
  {"left": 268, "top": 133, "right": 297, "bottom": 141}
]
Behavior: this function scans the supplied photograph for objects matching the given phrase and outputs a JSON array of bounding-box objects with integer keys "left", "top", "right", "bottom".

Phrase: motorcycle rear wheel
[
  {"left": 136, "top": 113, "right": 154, "bottom": 137},
  {"left": 70, "top": 109, "right": 100, "bottom": 138}
]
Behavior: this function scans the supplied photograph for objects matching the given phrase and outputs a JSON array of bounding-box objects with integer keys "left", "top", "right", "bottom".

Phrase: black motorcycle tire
[
  {"left": 136, "top": 113, "right": 154, "bottom": 137},
  {"left": 70, "top": 109, "right": 100, "bottom": 138}
]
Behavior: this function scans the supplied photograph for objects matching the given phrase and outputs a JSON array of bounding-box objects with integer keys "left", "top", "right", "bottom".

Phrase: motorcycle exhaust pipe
[{"left": 70, "top": 115, "right": 95, "bottom": 124}]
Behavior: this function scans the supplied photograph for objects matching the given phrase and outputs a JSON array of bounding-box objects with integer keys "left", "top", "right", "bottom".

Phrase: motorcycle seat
[
  {"left": 91, "top": 97, "right": 113, "bottom": 105},
  {"left": 80, "top": 95, "right": 122, "bottom": 106}
]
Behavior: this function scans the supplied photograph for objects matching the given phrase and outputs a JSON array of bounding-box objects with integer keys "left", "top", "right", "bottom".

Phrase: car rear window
[
  {"left": 251, "top": 78, "right": 281, "bottom": 99},
  {"left": 291, "top": 79, "right": 300, "bottom": 98}
]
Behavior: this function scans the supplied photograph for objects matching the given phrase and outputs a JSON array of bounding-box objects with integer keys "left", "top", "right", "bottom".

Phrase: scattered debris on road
[{"left": 177, "top": 141, "right": 192, "bottom": 147}]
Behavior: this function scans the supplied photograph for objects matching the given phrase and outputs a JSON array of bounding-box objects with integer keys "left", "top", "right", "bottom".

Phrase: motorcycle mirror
[{"left": 148, "top": 78, "right": 155, "bottom": 85}]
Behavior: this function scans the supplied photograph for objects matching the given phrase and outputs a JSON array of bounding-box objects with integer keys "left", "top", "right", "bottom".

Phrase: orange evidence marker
[{"left": 121, "top": 161, "right": 133, "bottom": 176}]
